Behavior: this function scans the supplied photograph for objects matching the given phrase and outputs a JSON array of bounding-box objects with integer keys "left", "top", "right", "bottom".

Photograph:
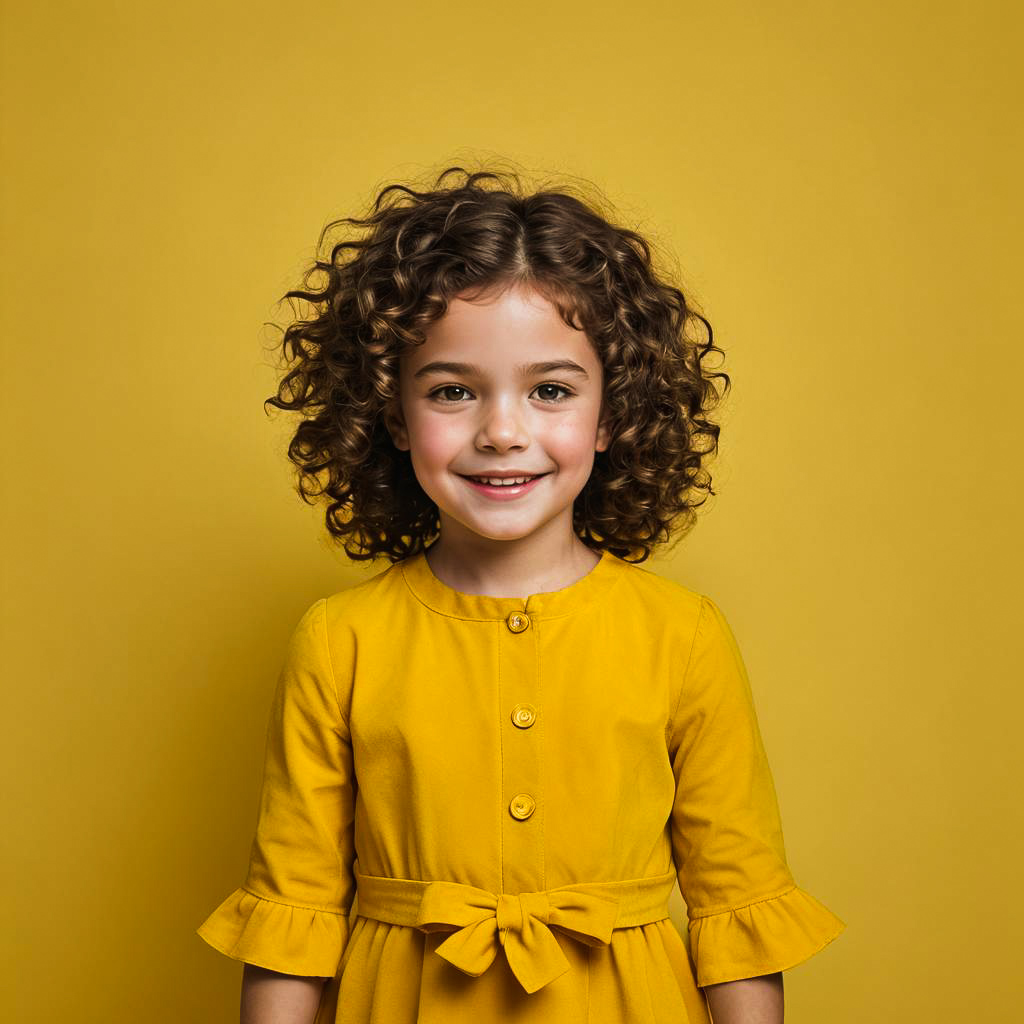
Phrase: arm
[
  {"left": 668, "top": 595, "right": 845, "bottom": 992},
  {"left": 240, "top": 965, "right": 328, "bottom": 1024},
  {"left": 703, "top": 972, "right": 784, "bottom": 1024},
  {"left": 197, "top": 598, "right": 358, "bottom": 1010}
]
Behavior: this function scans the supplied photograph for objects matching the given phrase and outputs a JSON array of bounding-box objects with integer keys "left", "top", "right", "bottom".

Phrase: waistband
[{"left": 354, "top": 865, "right": 677, "bottom": 994}]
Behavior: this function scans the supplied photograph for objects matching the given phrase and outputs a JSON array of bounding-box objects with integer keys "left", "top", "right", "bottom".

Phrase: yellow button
[
  {"left": 506, "top": 611, "right": 530, "bottom": 633},
  {"left": 509, "top": 793, "right": 536, "bottom": 820},
  {"left": 511, "top": 703, "right": 537, "bottom": 729}
]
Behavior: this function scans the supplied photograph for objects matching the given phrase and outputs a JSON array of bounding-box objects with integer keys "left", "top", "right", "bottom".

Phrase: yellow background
[{"left": 2, "top": 1, "right": 1020, "bottom": 1020}]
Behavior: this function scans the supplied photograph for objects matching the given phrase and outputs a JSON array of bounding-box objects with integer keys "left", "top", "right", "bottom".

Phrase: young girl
[{"left": 197, "top": 166, "right": 845, "bottom": 1024}]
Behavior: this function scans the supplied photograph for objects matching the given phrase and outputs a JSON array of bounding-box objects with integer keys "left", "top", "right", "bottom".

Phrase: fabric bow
[{"left": 413, "top": 880, "right": 621, "bottom": 993}]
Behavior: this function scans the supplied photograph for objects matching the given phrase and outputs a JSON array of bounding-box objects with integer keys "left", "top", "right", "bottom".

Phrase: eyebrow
[{"left": 412, "top": 360, "right": 590, "bottom": 380}]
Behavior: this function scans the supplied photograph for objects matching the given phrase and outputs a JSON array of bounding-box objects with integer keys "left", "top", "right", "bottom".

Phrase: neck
[{"left": 424, "top": 525, "right": 601, "bottom": 599}]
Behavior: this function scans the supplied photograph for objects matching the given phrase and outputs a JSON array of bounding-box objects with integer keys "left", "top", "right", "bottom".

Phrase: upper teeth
[{"left": 471, "top": 475, "right": 535, "bottom": 485}]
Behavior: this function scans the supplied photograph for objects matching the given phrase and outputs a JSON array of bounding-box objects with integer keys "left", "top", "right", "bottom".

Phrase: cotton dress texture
[{"left": 197, "top": 547, "right": 845, "bottom": 1023}]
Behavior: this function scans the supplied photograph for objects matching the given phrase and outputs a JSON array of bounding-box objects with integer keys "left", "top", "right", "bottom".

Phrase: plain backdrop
[{"left": 2, "top": 1, "right": 1021, "bottom": 1020}]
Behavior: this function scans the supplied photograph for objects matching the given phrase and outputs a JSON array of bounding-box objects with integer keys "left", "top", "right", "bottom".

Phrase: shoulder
[
  {"left": 282, "top": 563, "right": 405, "bottom": 709},
  {"left": 319, "top": 559, "right": 405, "bottom": 630},
  {"left": 280, "top": 563, "right": 400, "bottom": 637},
  {"left": 605, "top": 555, "right": 707, "bottom": 622},
  {"left": 279, "top": 562, "right": 405, "bottom": 659},
  {"left": 603, "top": 557, "right": 742, "bottom": 659}
]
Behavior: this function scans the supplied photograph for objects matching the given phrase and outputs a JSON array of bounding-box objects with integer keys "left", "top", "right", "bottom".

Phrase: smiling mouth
[{"left": 458, "top": 473, "right": 551, "bottom": 487}]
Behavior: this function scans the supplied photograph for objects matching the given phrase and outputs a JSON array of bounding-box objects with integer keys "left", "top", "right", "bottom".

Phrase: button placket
[{"left": 499, "top": 603, "right": 543, "bottom": 892}]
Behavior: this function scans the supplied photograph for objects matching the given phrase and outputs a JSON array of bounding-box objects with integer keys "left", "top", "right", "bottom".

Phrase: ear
[
  {"left": 594, "top": 409, "right": 612, "bottom": 453},
  {"left": 383, "top": 399, "right": 410, "bottom": 451}
]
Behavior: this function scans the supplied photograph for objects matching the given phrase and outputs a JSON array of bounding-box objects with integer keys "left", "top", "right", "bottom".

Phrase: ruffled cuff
[
  {"left": 687, "top": 884, "right": 845, "bottom": 987},
  {"left": 197, "top": 886, "right": 350, "bottom": 977}
]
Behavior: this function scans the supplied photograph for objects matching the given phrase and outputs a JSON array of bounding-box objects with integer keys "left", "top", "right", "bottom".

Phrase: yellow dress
[{"left": 197, "top": 547, "right": 845, "bottom": 1023}]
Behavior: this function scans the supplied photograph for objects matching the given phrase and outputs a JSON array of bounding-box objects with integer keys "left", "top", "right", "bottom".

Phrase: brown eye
[
  {"left": 430, "top": 385, "right": 471, "bottom": 402},
  {"left": 534, "top": 383, "right": 573, "bottom": 402}
]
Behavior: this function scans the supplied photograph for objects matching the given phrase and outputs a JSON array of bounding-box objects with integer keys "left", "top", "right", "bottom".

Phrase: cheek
[
  {"left": 544, "top": 412, "right": 603, "bottom": 459},
  {"left": 406, "top": 410, "right": 465, "bottom": 463}
]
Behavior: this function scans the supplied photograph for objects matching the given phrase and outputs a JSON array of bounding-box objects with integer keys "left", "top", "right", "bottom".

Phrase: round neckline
[{"left": 399, "top": 545, "right": 622, "bottom": 621}]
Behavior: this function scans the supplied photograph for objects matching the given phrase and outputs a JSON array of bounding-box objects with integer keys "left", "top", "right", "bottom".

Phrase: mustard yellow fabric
[{"left": 197, "top": 547, "right": 845, "bottom": 1023}]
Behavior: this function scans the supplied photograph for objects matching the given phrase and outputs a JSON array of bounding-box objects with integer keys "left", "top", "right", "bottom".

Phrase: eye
[
  {"left": 429, "top": 385, "right": 472, "bottom": 403},
  {"left": 428, "top": 383, "right": 574, "bottom": 404},
  {"left": 534, "top": 383, "right": 574, "bottom": 402}
]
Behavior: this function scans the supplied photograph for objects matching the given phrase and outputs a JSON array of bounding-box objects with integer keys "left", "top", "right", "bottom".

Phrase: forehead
[{"left": 403, "top": 284, "right": 599, "bottom": 371}]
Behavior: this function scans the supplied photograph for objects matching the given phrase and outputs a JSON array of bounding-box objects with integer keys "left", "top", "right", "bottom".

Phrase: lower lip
[{"left": 460, "top": 474, "right": 549, "bottom": 500}]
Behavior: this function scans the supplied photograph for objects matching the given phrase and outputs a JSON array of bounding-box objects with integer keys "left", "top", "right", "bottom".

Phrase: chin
[
  {"left": 465, "top": 524, "right": 542, "bottom": 543},
  {"left": 442, "top": 511, "right": 547, "bottom": 544}
]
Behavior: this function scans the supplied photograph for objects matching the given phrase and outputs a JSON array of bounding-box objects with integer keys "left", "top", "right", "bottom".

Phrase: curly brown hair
[{"left": 264, "top": 164, "right": 730, "bottom": 565}]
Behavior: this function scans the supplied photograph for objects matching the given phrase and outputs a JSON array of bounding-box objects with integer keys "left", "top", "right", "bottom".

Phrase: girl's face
[{"left": 387, "top": 282, "right": 611, "bottom": 550}]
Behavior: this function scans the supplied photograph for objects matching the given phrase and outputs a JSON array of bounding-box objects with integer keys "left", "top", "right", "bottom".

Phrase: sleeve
[
  {"left": 667, "top": 594, "right": 845, "bottom": 988},
  {"left": 196, "top": 597, "right": 357, "bottom": 977}
]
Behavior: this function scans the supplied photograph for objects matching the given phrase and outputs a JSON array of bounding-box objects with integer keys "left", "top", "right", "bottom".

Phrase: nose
[{"left": 475, "top": 397, "right": 529, "bottom": 452}]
